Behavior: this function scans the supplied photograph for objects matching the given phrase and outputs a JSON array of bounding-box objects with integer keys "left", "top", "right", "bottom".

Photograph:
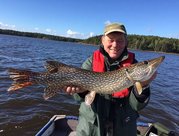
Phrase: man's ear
[{"left": 101, "top": 35, "right": 105, "bottom": 45}]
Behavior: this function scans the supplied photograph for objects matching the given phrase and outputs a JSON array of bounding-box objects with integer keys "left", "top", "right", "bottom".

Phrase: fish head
[{"left": 128, "top": 56, "right": 165, "bottom": 82}]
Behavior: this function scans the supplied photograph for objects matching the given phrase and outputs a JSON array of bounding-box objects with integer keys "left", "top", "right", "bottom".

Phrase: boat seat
[{"left": 50, "top": 117, "right": 78, "bottom": 136}]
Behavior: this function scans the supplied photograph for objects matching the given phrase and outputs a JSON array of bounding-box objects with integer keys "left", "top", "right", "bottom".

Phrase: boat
[{"left": 35, "top": 115, "right": 175, "bottom": 136}]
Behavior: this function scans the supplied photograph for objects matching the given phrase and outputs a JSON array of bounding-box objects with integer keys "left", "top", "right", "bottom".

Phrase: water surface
[{"left": 0, "top": 34, "right": 178, "bottom": 135}]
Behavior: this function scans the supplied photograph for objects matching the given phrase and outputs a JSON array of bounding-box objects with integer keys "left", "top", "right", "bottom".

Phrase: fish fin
[
  {"left": 43, "top": 86, "right": 60, "bottom": 100},
  {"left": 125, "top": 69, "right": 135, "bottom": 83},
  {"left": 7, "top": 68, "right": 38, "bottom": 91},
  {"left": 45, "top": 61, "right": 67, "bottom": 73},
  {"left": 85, "top": 91, "right": 96, "bottom": 106},
  {"left": 8, "top": 82, "right": 33, "bottom": 92},
  {"left": 135, "top": 82, "right": 143, "bottom": 95},
  {"left": 125, "top": 69, "right": 143, "bottom": 95}
]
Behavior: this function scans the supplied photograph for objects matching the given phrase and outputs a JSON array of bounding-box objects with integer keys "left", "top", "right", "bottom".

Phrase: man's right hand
[{"left": 63, "top": 86, "right": 82, "bottom": 95}]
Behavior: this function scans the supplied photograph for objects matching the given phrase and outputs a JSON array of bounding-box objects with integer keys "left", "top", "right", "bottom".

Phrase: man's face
[{"left": 102, "top": 32, "right": 127, "bottom": 60}]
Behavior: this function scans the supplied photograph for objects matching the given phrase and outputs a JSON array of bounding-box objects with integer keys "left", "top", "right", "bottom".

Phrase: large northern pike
[{"left": 8, "top": 56, "right": 165, "bottom": 105}]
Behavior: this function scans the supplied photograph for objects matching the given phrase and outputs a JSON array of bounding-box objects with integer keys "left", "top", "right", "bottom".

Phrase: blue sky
[{"left": 0, "top": 0, "right": 179, "bottom": 39}]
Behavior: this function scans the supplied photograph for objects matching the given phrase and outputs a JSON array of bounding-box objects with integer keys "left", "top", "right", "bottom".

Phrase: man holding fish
[
  {"left": 8, "top": 23, "right": 163, "bottom": 136},
  {"left": 64, "top": 23, "right": 157, "bottom": 136}
]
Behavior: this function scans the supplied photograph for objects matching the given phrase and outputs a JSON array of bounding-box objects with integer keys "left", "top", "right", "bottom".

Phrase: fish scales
[{"left": 7, "top": 56, "right": 165, "bottom": 100}]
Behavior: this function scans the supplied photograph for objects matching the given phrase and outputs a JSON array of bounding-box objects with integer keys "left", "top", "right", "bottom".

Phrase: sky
[{"left": 0, "top": 0, "right": 179, "bottom": 39}]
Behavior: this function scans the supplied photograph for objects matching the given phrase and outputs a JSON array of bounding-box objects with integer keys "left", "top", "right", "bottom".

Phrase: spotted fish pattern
[{"left": 7, "top": 56, "right": 165, "bottom": 104}]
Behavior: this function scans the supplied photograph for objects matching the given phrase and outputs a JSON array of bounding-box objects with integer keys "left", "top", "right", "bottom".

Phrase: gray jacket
[{"left": 73, "top": 47, "right": 150, "bottom": 136}]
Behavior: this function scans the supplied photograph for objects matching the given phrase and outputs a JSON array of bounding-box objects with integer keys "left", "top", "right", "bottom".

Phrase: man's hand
[
  {"left": 141, "top": 72, "right": 157, "bottom": 87},
  {"left": 63, "top": 86, "right": 82, "bottom": 95}
]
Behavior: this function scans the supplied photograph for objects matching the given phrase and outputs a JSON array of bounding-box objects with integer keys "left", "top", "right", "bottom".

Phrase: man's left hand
[{"left": 141, "top": 72, "right": 157, "bottom": 87}]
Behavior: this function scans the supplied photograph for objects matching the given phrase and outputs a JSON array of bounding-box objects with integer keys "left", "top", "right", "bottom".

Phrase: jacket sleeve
[
  {"left": 73, "top": 56, "right": 93, "bottom": 102},
  {"left": 128, "top": 82, "right": 150, "bottom": 111}
]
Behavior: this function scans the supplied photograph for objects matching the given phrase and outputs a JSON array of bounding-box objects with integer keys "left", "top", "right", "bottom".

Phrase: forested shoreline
[
  {"left": 1, "top": 29, "right": 179, "bottom": 53},
  {"left": 0, "top": 29, "right": 82, "bottom": 43},
  {"left": 83, "top": 35, "right": 179, "bottom": 54}
]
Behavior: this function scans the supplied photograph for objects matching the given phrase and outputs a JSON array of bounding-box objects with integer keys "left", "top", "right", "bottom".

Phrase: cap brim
[{"left": 104, "top": 29, "right": 126, "bottom": 35}]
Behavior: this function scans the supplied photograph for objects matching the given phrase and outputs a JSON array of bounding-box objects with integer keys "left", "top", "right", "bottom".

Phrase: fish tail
[{"left": 7, "top": 68, "right": 39, "bottom": 91}]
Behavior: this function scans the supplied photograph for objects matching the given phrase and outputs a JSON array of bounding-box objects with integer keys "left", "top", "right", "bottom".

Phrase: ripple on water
[{"left": 0, "top": 35, "right": 178, "bottom": 135}]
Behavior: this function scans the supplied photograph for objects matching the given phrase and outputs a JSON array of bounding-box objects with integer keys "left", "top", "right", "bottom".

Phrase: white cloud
[
  {"left": 0, "top": 21, "right": 95, "bottom": 39},
  {"left": 67, "top": 29, "right": 79, "bottom": 35},
  {"left": 66, "top": 29, "right": 95, "bottom": 39},
  {"left": 89, "top": 32, "right": 94, "bottom": 37},
  {"left": 104, "top": 20, "right": 111, "bottom": 25},
  {"left": 0, "top": 22, "right": 16, "bottom": 30},
  {"left": 66, "top": 29, "right": 80, "bottom": 38},
  {"left": 46, "top": 28, "right": 52, "bottom": 33},
  {"left": 45, "top": 28, "right": 56, "bottom": 35}
]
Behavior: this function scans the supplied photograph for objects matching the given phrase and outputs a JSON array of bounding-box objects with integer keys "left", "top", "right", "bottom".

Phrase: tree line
[
  {"left": 83, "top": 35, "right": 179, "bottom": 53},
  {"left": 1, "top": 29, "right": 179, "bottom": 54},
  {"left": 0, "top": 29, "right": 82, "bottom": 43}
]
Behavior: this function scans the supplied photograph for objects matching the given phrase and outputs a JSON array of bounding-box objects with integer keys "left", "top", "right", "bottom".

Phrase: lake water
[{"left": 0, "top": 34, "right": 178, "bottom": 135}]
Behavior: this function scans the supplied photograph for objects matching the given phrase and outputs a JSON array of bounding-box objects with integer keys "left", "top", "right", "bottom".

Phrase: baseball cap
[{"left": 104, "top": 23, "right": 127, "bottom": 35}]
